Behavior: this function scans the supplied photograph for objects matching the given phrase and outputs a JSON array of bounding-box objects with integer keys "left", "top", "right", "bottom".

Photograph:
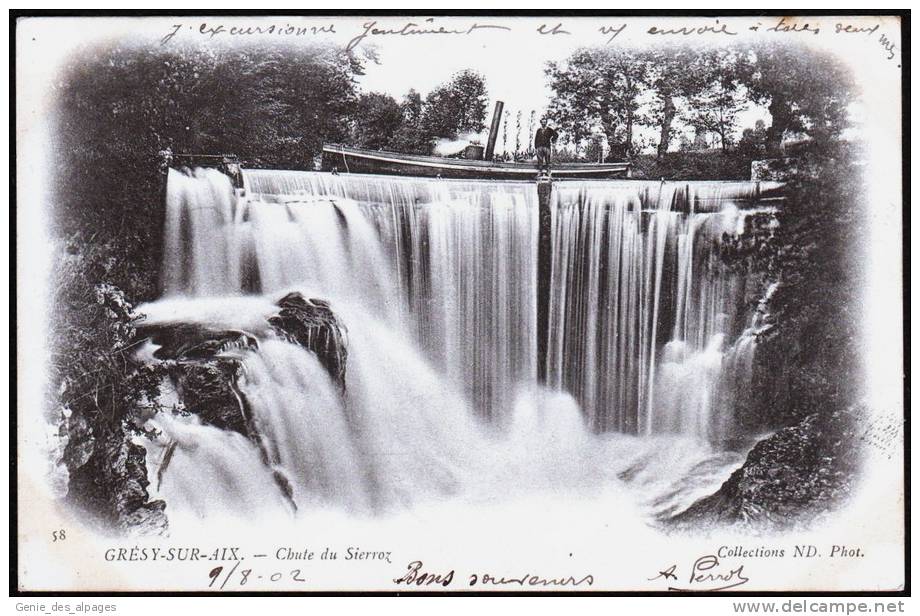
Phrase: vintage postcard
[{"left": 13, "top": 12, "right": 907, "bottom": 596}]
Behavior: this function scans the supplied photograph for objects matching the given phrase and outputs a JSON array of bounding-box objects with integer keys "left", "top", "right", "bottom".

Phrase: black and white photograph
[{"left": 12, "top": 11, "right": 907, "bottom": 598}]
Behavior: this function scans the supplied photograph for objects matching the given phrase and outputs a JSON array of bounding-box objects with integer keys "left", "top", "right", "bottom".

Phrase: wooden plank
[{"left": 537, "top": 180, "right": 553, "bottom": 384}]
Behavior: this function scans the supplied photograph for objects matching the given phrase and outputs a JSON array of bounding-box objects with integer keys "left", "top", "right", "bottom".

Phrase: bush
[
  {"left": 630, "top": 150, "right": 753, "bottom": 180},
  {"left": 48, "top": 239, "right": 171, "bottom": 531},
  {"left": 721, "top": 142, "right": 864, "bottom": 431}
]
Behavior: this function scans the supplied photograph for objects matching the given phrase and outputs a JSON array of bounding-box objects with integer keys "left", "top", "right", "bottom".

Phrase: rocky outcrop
[
  {"left": 66, "top": 422, "right": 169, "bottom": 536},
  {"left": 55, "top": 284, "right": 170, "bottom": 536},
  {"left": 140, "top": 291, "right": 348, "bottom": 435},
  {"left": 59, "top": 408, "right": 95, "bottom": 477},
  {"left": 135, "top": 323, "right": 261, "bottom": 437},
  {"left": 268, "top": 292, "right": 348, "bottom": 389},
  {"left": 173, "top": 360, "right": 250, "bottom": 434},
  {"left": 106, "top": 435, "right": 170, "bottom": 535},
  {"left": 142, "top": 323, "right": 259, "bottom": 361},
  {"left": 60, "top": 290, "right": 349, "bottom": 534},
  {"left": 668, "top": 410, "right": 859, "bottom": 532}
]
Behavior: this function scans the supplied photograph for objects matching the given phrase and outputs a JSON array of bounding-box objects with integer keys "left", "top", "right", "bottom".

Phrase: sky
[
  {"left": 18, "top": 15, "right": 897, "bottom": 154},
  {"left": 351, "top": 16, "right": 772, "bottom": 152},
  {"left": 355, "top": 17, "right": 570, "bottom": 122}
]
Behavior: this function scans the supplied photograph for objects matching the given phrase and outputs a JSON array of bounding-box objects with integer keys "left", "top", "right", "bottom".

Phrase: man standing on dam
[{"left": 534, "top": 118, "right": 559, "bottom": 179}]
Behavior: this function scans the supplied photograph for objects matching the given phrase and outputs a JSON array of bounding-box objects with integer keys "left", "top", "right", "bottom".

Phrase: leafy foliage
[
  {"left": 721, "top": 142, "right": 865, "bottom": 429},
  {"left": 48, "top": 239, "right": 172, "bottom": 531},
  {"left": 351, "top": 92, "right": 404, "bottom": 150},
  {"left": 387, "top": 89, "right": 432, "bottom": 154},
  {"left": 686, "top": 47, "right": 748, "bottom": 151},
  {"left": 545, "top": 41, "right": 855, "bottom": 162},
  {"left": 50, "top": 240, "right": 168, "bottom": 429},
  {"left": 420, "top": 69, "right": 489, "bottom": 139},
  {"left": 644, "top": 45, "right": 701, "bottom": 157},
  {"left": 630, "top": 150, "right": 754, "bottom": 180},
  {"left": 741, "top": 41, "right": 857, "bottom": 153},
  {"left": 53, "top": 41, "right": 366, "bottom": 284},
  {"left": 347, "top": 71, "right": 490, "bottom": 155},
  {"left": 546, "top": 47, "right": 648, "bottom": 158}
]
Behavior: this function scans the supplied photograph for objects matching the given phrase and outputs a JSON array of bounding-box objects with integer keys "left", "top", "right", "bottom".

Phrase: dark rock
[
  {"left": 108, "top": 436, "right": 164, "bottom": 529},
  {"left": 138, "top": 322, "right": 258, "bottom": 361},
  {"left": 110, "top": 291, "right": 348, "bottom": 525},
  {"left": 172, "top": 359, "right": 248, "bottom": 435},
  {"left": 67, "top": 422, "right": 169, "bottom": 537},
  {"left": 137, "top": 292, "right": 348, "bottom": 393},
  {"left": 268, "top": 292, "right": 348, "bottom": 389},
  {"left": 667, "top": 410, "right": 859, "bottom": 532},
  {"left": 138, "top": 292, "right": 349, "bottom": 433},
  {"left": 60, "top": 408, "right": 95, "bottom": 475},
  {"left": 121, "top": 500, "right": 169, "bottom": 536},
  {"left": 137, "top": 322, "right": 260, "bottom": 436}
]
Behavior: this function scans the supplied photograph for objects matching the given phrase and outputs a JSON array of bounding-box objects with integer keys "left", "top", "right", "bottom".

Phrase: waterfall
[
  {"left": 149, "top": 167, "right": 774, "bottom": 521},
  {"left": 547, "top": 182, "right": 765, "bottom": 441},
  {"left": 146, "top": 411, "right": 294, "bottom": 521},
  {"left": 162, "top": 169, "right": 769, "bottom": 438},
  {"left": 164, "top": 168, "right": 538, "bottom": 419},
  {"left": 142, "top": 293, "right": 744, "bottom": 519}
]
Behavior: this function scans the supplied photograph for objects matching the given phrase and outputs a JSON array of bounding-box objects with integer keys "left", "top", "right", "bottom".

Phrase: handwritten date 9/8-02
[{"left": 208, "top": 563, "right": 306, "bottom": 589}]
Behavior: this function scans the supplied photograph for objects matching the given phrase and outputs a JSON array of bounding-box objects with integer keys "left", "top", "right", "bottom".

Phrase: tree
[
  {"left": 741, "top": 42, "right": 855, "bottom": 153},
  {"left": 501, "top": 109, "right": 510, "bottom": 158},
  {"left": 514, "top": 110, "right": 522, "bottom": 157},
  {"left": 526, "top": 110, "right": 536, "bottom": 157},
  {"left": 642, "top": 46, "right": 700, "bottom": 158},
  {"left": 584, "top": 134, "right": 606, "bottom": 163},
  {"left": 388, "top": 89, "right": 431, "bottom": 154},
  {"left": 399, "top": 89, "right": 425, "bottom": 132},
  {"left": 687, "top": 47, "right": 748, "bottom": 152},
  {"left": 738, "top": 119, "right": 768, "bottom": 158},
  {"left": 420, "top": 69, "right": 489, "bottom": 139},
  {"left": 351, "top": 92, "right": 403, "bottom": 150},
  {"left": 545, "top": 50, "right": 597, "bottom": 153},
  {"left": 546, "top": 47, "right": 648, "bottom": 160}
]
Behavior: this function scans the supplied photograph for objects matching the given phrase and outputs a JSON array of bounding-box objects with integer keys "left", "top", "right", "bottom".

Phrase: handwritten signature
[{"left": 649, "top": 554, "right": 750, "bottom": 591}]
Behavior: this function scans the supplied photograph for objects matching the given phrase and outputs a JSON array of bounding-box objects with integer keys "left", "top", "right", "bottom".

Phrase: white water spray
[{"left": 148, "top": 168, "right": 769, "bottom": 522}]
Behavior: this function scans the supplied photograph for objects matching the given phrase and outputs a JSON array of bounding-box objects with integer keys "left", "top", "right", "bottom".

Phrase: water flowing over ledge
[
  {"left": 164, "top": 169, "right": 772, "bottom": 438},
  {"left": 146, "top": 167, "right": 778, "bottom": 522}
]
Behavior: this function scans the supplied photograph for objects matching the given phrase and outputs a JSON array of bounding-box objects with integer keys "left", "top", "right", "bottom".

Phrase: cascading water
[
  {"left": 146, "top": 167, "right": 774, "bottom": 523},
  {"left": 547, "top": 182, "right": 768, "bottom": 441},
  {"left": 163, "top": 168, "right": 537, "bottom": 419}
]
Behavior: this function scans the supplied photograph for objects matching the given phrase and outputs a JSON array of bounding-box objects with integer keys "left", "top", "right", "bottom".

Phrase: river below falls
[{"left": 138, "top": 294, "right": 744, "bottom": 528}]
